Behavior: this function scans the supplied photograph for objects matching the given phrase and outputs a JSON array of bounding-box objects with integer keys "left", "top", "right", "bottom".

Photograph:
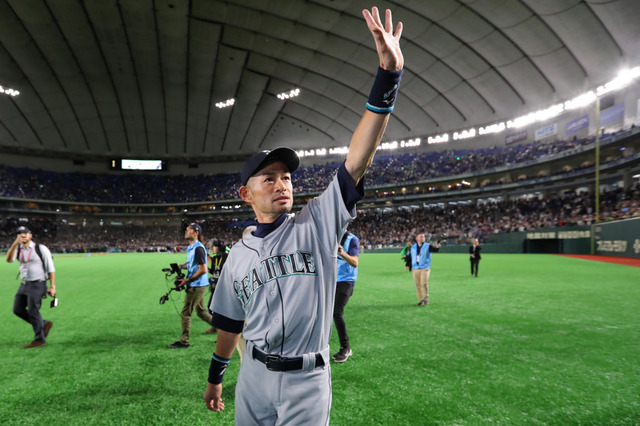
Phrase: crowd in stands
[
  {"left": 351, "top": 183, "right": 639, "bottom": 248},
  {"left": 0, "top": 165, "right": 240, "bottom": 204},
  {"left": 0, "top": 135, "right": 604, "bottom": 204},
  {"left": 1, "top": 128, "right": 638, "bottom": 252},
  {"left": 2, "top": 183, "right": 638, "bottom": 252}
]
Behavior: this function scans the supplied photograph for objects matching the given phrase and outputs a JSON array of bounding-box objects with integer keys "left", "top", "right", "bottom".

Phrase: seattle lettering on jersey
[{"left": 233, "top": 250, "right": 317, "bottom": 305}]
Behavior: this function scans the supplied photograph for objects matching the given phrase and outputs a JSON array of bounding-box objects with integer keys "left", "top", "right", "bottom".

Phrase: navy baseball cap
[
  {"left": 240, "top": 147, "right": 299, "bottom": 186},
  {"left": 188, "top": 223, "right": 202, "bottom": 235},
  {"left": 17, "top": 226, "right": 31, "bottom": 234}
]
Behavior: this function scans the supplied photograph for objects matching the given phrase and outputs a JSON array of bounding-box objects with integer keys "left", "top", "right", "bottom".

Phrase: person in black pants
[
  {"left": 469, "top": 238, "right": 481, "bottom": 277},
  {"left": 5, "top": 226, "right": 57, "bottom": 348},
  {"left": 333, "top": 230, "right": 360, "bottom": 363}
]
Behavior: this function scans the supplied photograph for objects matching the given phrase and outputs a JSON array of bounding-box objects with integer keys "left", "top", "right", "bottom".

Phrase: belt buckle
[{"left": 265, "top": 354, "right": 281, "bottom": 371}]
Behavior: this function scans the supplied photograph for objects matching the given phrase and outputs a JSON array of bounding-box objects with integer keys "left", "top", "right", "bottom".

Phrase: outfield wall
[
  {"left": 370, "top": 222, "right": 638, "bottom": 256},
  {"left": 371, "top": 228, "right": 586, "bottom": 254},
  {"left": 594, "top": 216, "right": 640, "bottom": 259}
]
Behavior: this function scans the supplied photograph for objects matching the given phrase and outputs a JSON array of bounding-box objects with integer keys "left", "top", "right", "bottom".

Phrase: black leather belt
[{"left": 252, "top": 347, "right": 325, "bottom": 372}]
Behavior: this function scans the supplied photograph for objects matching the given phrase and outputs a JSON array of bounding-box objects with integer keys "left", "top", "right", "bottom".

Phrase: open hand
[{"left": 362, "top": 7, "right": 404, "bottom": 71}]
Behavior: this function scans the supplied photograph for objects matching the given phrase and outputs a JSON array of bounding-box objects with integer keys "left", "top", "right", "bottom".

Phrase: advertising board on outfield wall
[{"left": 594, "top": 216, "right": 640, "bottom": 259}]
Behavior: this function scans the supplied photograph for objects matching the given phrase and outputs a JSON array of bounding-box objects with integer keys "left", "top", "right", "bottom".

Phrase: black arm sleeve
[
  {"left": 195, "top": 246, "right": 207, "bottom": 265},
  {"left": 211, "top": 312, "right": 245, "bottom": 333},
  {"left": 337, "top": 162, "right": 364, "bottom": 212}
]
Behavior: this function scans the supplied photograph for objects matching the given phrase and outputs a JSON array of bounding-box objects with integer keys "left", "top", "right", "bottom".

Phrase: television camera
[{"left": 159, "top": 263, "right": 186, "bottom": 304}]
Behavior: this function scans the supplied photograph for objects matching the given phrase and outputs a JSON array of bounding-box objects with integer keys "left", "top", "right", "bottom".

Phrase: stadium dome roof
[{"left": 0, "top": 0, "right": 638, "bottom": 162}]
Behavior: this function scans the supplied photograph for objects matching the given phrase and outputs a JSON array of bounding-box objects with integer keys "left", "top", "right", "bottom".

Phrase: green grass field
[{"left": 1, "top": 252, "right": 639, "bottom": 425}]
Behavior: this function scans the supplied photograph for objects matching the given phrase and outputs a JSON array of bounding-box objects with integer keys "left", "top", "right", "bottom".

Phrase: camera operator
[
  {"left": 204, "top": 240, "right": 228, "bottom": 335},
  {"left": 5, "top": 226, "right": 56, "bottom": 349},
  {"left": 168, "top": 223, "right": 213, "bottom": 349}
]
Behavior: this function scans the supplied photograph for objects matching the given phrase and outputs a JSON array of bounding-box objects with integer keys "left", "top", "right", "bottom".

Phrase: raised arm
[
  {"left": 345, "top": 7, "right": 404, "bottom": 185},
  {"left": 5, "top": 236, "right": 20, "bottom": 263}
]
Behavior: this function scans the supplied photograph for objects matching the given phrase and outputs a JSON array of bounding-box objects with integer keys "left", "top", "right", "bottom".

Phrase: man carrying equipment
[
  {"left": 5, "top": 226, "right": 56, "bottom": 348},
  {"left": 168, "top": 223, "right": 212, "bottom": 348},
  {"left": 203, "top": 6, "right": 404, "bottom": 424}
]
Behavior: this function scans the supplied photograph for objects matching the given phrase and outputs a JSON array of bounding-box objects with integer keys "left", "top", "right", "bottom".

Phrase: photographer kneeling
[{"left": 168, "top": 223, "right": 213, "bottom": 349}]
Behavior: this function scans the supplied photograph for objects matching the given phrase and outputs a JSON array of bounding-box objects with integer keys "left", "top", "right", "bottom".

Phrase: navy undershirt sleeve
[
  {"left": 211, "top": 312, "right": 245, "bottom": 333},
  {"left": 337, "top": 162, "right": 364, "bottom": 211}
]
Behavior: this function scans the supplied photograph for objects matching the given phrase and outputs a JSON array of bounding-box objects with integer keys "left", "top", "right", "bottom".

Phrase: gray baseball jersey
[{"left": 211, "top": 173, "right": 355, "bottom": 357}]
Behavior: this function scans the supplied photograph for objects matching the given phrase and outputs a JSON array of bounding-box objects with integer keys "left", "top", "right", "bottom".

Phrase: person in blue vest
[
  {"left": 411, "top": 232, "right": 440, "bottom": 306},
  {"left": 168, "top": 223, "right": 212, "bottom": 348},
  {"left": 333, "top": 230, "right": 360, "bottom": 363}
]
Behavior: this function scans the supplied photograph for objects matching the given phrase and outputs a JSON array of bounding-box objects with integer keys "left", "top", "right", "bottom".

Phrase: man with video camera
[
  {"left": 168, "top": 223, "right": 213, "bottom": 349},
  {"left": 5, "top": 226, "right": 56, "bottom": 349}
]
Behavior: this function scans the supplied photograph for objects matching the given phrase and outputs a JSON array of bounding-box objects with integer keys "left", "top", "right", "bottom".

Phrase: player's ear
[{"left": 239, "top": 185, "right": 252, "bottom": 203}]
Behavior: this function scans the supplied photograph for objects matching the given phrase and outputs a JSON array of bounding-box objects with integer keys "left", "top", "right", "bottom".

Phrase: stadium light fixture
[
  {"left": 479, "top": 122, "right": 505, "bottom": 135},
  {"left": 329, "top": 146, "right": 349, "bottom": 155},
  {"left": 535, "top": 103, "right": 564, "bottom": 121},
  {"left": 428, "top": 134, "right": 449, "bottom": 144},
  {"left": 564, "top": 91, "right": 597, "bottom": 110},
  {"left": 0, "top": 84, "right": 20, "bottom": 97},
  {"left": 379, "top": 141, "right": 399, "bottom": 150},
  {"left": 453, "top": 128, "right": 476, "bottom": 140},
  {"left": 596, "top": 67, "right": 640, "bottom": 96},
  {"left": 277, "top": 88, "right": 300, "bottom": 100},
  {"left": 215, "top": 98, "right": 235, "bottom": 109},
  {"left": 401, "top": 138, "right": 421, "bottom": 147}
]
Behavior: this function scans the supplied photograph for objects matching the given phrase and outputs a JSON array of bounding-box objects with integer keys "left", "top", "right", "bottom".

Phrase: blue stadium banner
[
  {"left": 535, "top": 123, "right": 557, "bottom": 141},
  {"left": 600, "top": 103, "right": 624, "bottom": 124},
  {"left": 566, "top": 115, "right": 589, "bottom": 134}
]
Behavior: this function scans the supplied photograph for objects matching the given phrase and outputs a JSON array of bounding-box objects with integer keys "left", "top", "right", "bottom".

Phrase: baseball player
[{"left": 203, "top": 7, "right": 404, "bottom": 425}]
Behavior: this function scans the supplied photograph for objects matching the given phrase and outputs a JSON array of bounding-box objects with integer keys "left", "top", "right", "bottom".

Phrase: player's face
[{"left": 241, "top": 161, "right": 293, "bottom": 223}]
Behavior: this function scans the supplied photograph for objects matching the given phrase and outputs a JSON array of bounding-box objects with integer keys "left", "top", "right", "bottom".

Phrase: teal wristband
[
  {"left": 208, "top": 354, "right": 230, "bottom": 385},
  {"left": 366, "top": 67, "right": 403, "bottom": 114}
]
